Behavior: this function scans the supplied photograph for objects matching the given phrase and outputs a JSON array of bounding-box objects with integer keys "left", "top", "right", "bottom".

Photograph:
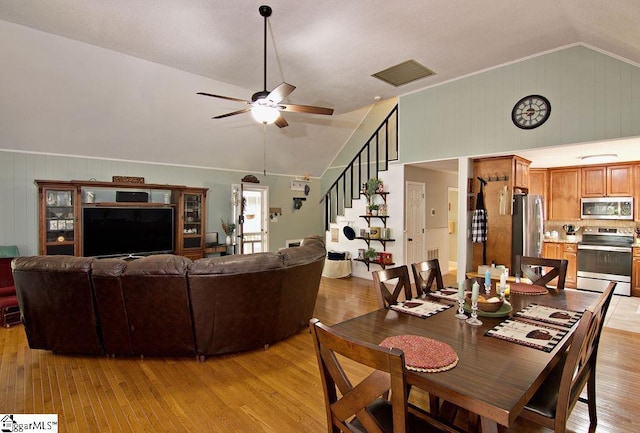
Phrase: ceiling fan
[{"left": 197, "top": 5, "right": 334, "bottom": 128}]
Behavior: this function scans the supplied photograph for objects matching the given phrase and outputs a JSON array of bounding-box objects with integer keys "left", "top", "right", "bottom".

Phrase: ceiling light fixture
[
  {"left": 251, "top": 104, "right": 280, "bottom": 124},
  {"left": 580, "top": 154, "right": 618, "bottom": 163}
]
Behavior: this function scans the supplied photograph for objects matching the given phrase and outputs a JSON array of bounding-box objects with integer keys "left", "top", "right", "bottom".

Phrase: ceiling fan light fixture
[{"left": 251, "top": 104, "right": 280, "bottom": 124}]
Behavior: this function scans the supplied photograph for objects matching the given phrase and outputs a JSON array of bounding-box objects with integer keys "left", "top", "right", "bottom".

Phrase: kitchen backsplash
[{"left": 544, "top": 219, "right": 638, "bottom": 243}]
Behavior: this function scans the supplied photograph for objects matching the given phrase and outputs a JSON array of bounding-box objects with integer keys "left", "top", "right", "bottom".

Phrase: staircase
[{"left": 322, "top": 105, "right": 398, "bottom": 230}]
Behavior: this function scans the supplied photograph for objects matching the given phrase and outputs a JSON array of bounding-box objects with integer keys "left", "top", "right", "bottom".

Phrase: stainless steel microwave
[{"left": 581, "top": 197, "right": 633, "bottom": 220}]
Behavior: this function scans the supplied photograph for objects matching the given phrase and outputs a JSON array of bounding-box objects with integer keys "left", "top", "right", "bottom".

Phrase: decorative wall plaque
[{"left": 112, "top": 176, "right": 145, "bottom": 184}]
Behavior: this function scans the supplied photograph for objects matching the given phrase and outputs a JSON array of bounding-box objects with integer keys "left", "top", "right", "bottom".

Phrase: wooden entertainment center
[{"left": 35, "top": 180, "right": 208, "bottom": 260}]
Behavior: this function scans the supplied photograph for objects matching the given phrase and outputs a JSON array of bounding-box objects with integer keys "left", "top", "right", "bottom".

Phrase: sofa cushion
[
  {"left": 12, "top": 255, "right": 102, "bottom": 355},
  {"left": 189, "top": 252, "right": 284, "bottom": 275},
  {"left": 91, "top": 258, "right": 132, "bottom": 355},
  {"left": 92, "top": 258, "right": 127, "bottom": 277},
  {"left": 279, "top": 236, "right": 326, "bottom": 267},
  {"left": 123, "top": 254, "right": 191, "bottom": 275},
  {"left": 12, "top": 255, "right": 93, "bottom": 273},
  {"left": 121, "top": 254, "right": 195, "bottom": 356}
]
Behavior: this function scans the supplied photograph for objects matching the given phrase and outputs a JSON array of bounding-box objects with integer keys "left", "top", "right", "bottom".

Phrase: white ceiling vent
[{"left": 372, "top": 60, "right": 435, "bottom": 87}]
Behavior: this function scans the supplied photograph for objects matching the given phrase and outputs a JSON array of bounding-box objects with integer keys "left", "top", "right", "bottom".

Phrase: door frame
[
  {"left": 405, "top": 180, "right": 426, "bottom": 269},
  {"left": 234, "top": 183, "right": 269, "bottom": 253}
]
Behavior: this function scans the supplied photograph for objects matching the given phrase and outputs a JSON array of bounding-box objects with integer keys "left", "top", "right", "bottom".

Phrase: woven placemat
[
  {"left": 380, "top": 335, "right": 458, "bottom": 373},
  {"left": 510, "top": 282, "right": 548, "bottom": 295}
]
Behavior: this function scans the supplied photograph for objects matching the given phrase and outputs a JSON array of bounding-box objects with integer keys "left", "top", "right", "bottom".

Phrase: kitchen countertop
[{"left": 544, "top": 238, "right": 578, "bottom": 244}]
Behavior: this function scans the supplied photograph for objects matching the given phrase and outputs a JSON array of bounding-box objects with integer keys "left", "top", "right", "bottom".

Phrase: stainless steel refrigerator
[{"left": 511, "top": 193, "right": 544, "bottom": 274}]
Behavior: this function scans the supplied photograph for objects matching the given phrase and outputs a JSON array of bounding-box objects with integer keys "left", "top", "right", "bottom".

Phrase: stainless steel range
[{"left": 577, "top": 226, "right": 634, "bottom": 296}]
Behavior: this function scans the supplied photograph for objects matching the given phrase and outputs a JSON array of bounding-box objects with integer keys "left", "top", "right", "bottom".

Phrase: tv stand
[{"left": 35, "top": 179, "right": 208, "bottom": 259}]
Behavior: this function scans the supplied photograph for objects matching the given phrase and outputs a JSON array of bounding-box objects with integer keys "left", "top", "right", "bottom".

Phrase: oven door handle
[{"left": 577, "top": 244, "right": 632, "bottom": 253}]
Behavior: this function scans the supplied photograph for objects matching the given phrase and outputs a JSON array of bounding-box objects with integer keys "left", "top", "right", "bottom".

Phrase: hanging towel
[
  {"left": 473, "top": 178, "right": 488, "bottom": 244},
  {"left": 472, "top": 209, "right": 488, "bottom": 242},
  {"left": 499, "top": 185, "right": 510, "bottom": 215}
]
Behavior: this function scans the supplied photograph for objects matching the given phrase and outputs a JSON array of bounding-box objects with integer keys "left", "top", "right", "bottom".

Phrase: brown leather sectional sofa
[{"left": 12, "top": 236, "right": 325, "bottom": 359}]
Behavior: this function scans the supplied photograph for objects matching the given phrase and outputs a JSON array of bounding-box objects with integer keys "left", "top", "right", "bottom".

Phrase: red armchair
[{"left": 0, "top": 245, "right": 20, "bottom": 327}]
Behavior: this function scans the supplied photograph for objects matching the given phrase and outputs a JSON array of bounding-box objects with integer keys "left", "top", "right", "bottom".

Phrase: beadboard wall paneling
[
  {"left": 0, "top": 151, "right": 322, "bottom": 255},
  {"left": 398, "top": 45, "right": 640, "bottom": 165}
]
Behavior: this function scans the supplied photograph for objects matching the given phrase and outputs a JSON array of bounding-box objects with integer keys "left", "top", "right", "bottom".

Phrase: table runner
[
  {"left": 514, "top": 303, "right": 583, "bottom": 328},
  {"left": 380, "top": 335, "right": 459, "bottom": 372},
  {"left": 485, "top": 319, "right": 569, "bottom": 352},
  {"left": 390, "top": 298, "right": 452, "bottom": 319}
]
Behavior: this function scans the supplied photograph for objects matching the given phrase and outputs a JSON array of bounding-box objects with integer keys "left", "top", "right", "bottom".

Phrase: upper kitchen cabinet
[
  {"left": 549, "top": 168, "right": 581, "bottom": 220},
  {"left": 513, "top": 156, "right": 531, "bottom": 190},
  {"left": 581, "top": 164, "right": 633, "bottom": 197},
  {"left": 635, "top": 164, "right": 640, "bottom": 222}
]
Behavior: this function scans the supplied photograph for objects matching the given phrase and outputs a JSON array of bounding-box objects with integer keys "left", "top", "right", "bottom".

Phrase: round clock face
[{"left": 512, "top": 95, "right": 551, "bottom": 129}]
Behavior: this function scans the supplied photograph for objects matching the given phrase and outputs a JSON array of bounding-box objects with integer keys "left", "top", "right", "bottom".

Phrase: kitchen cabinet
[
  {"left": 633, "top": 248, "right": 640, "bottom": 297},
  {"left": 529, "top": 169, "right": 548, "bottom": 219},
  {"left": 581, "top": 164, "right": 633, "bottom": 197},
  {"left": 562, "top": 243, "right": 577, "bottom": 288},
  {"left": 514, "top": 156, "right": 531, "bottom": 190},
  {"left": 548, "top": 168, "right": 581, "bottom": 220},
  {"left": 543, "top": 242, "right": 577, "bottom": 289},
  {"left": 635, "top": 164, "right": 640, "bottom": 222},
  {"left": 543, "top": 242, "right": 561, "bottom": 259}
]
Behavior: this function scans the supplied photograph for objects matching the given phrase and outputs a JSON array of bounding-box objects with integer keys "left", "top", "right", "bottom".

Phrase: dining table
[{"left": 330, "top": 279, "right": 601, "bottom": 433}]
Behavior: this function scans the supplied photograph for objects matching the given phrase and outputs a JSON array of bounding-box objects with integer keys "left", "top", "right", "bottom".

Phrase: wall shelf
[{"left": 353, "top": 258, "right": 395, "bottom": 270}]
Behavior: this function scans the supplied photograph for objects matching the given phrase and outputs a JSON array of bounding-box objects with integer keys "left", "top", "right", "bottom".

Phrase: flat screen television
[{"left": 83, "top": 207, "right": 174, "bottom": 257}]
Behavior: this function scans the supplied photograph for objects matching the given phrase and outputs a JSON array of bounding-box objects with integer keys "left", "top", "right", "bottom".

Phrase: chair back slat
[{"left": 411, "top": 259, "right": 444, "bottom": 295}]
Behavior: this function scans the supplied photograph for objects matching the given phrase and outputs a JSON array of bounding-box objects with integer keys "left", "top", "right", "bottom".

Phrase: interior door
[
  {"left": 405, "top": 181, "right": 426, "bottom": 269},
  {"left": 237, "top": 184, "right": 269, "bottom": 254}
]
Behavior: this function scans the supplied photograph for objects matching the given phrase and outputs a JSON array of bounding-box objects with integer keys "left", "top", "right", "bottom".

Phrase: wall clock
[{"left": 511, "top": 95, "right": 551, "bottom": 129}]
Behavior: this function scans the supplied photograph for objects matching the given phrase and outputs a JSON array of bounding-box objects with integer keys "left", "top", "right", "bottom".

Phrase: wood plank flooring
[{"left": 1, "top": 275, "right": 639, "bottom": 432}]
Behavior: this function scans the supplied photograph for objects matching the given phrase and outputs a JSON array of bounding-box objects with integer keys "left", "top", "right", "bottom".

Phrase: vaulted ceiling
[{"left": 1, "top": 1, "right": 639, "bottom": 176}]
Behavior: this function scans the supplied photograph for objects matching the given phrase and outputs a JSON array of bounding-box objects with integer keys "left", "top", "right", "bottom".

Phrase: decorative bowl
[{"left": 465, "top": 293, "right": 504, "bottom": 313}]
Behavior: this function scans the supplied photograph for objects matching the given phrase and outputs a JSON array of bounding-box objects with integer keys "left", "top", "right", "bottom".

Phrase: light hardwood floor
[{"left": 1, "top": 275, "right": 639, "bottom": 432}]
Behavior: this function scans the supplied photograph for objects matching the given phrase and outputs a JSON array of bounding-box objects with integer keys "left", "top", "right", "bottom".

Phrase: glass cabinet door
[
  {"left": 182, "top": 193, "right": 203, "bottom": 249},
  {"left": 43, "top": 188, "right": 76, "bottom": 255}
]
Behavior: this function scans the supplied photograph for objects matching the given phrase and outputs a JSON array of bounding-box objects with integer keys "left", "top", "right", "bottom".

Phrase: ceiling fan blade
[
  {"left": 197, "top": 92, "right": 251, "bottom": 104},
  {"left": 279, "top": 103, "right": 334, "bottom": 116},
  {"left": 213, "top": 108, "right": 252, "bottom": 119},
  {"left": 267, "top": 83, "right": 296, "bottom": 103},
  {"left": 274, "top": 114, "right": 289, "bottom": 128}
]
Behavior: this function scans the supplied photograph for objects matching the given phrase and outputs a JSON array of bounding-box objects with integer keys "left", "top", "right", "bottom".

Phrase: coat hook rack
[{"left": 478, "top": 172, "right": 509, "bottom": 183}]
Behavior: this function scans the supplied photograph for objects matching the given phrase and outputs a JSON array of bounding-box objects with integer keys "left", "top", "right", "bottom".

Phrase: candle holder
[
  {"left": 455, "top": 297, "right": 468, "bottom": 320},
  {"left": 465, "top": 299, "right": 483, "bottom": 326},
  {"left": 484, "top": 283, "right": 491, "bottom": 295}
]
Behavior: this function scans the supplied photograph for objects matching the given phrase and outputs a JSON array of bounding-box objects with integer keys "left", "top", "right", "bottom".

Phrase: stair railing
[{"left": 322, "top": 105, "right": 398, "bottom": 230}]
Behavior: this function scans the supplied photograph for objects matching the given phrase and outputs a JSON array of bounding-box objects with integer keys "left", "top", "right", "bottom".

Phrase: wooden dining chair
[
  {"left": 372, "top": 265, "right": 417, "bottom": 309},
  {"left": 514, "top": 255, "right": 568, "bottom": 290},
  {"left": 411, "top": 259, "right": 444, "bottom": 295},
  {"left": 310, "top": 318, "right": 462, "bottom": 433},
  {"left": 517, "top": 281, "right": 616, "bottom": 433}
]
